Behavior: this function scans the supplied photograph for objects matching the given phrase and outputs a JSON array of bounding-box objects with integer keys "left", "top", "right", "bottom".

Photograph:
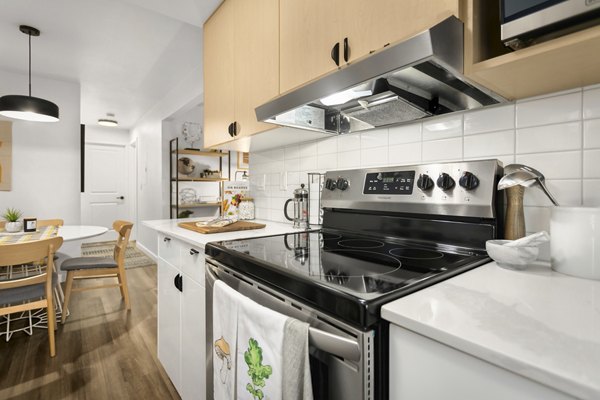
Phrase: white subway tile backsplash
[
  {"left": 317, "top": 153, "right": 337, "bottom": 170},
  {"left": 583, "top": 149, "right": 600, "bottom": 178},
  {"left": 389, "top": 124, "right": 422, "bottom": 144},
  {"left": 523, "top": 206, "right": 552, "bottom": 233},
  {"left": 300, "top": 156, "right": 317, "bottom": 171},
  {"left": 464, "top": 130, "right": 514, "bottom": 158},
  {"left": 422, "top": 114, "right": 463, "bottom": 141},
  {"left": 516, "top": 151, "right": 581, "bottom": 179},
  {"left": 464, "top": 104, "right": 515, "bottom": 135},
  {"left": 300, "top": 141, "right": 319, "bottom": 157},
  {"left": 317, "top": 136, "right": 338, "bottom": 155},
  {"left": 583, "top": 87, "right": 600, "bottom": 119},
  {"left": 338, "top": 150, "right": 361, "bottom": 169},
  {"left": 361, "top": 146, "right": 389, "bottom": 167},
  {"left": 523, "top": 179, "right": 581, "bottom": 207},
  {"left": 284, "top": 145, "right": 301, "bottom": 160},
  {"left": 583, "top": 119, "right": 600, "bottom": 149},
  {"left": 516, "top": 91, "right": 581, "bottom": 128},
  {"left": 583, "top": 180, "right": 600, "bottom": 206},
  {"left": 338, "top": 133, "right": 361, "bottom": 151},
  {"left": 284, "top": 157, "right": 300, "bottom": 172},
  {"left": 516, "top": 122, "right": 581, "bottom": 154},
  {"left": 388, "top": 142, "right": 421, "bottom": 165},
  {"left": 360, "top": 129, "right": 388, "bottom": 149},
  {"left": 422, "top": 137, "right": 462, "bottom": 162}
]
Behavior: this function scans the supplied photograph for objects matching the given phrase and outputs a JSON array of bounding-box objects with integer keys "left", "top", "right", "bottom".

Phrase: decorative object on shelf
[
  {"left": 23, "top": 217, "right": 37, "bottom": 232},
  {"left": 239, "top": 198, "right": 255, "bottom": 220},
  {"left": 223, "top": 181, "right": 249, "bottom": 217},
  {"left": 0, "top": 25, "right": 59, "bottom": 122},
  {"left": 178, "top": 210, "right": 194, "bottom": 219},
  {"left": 0, "top": 121, "right": 12, "bottom": 191},
  {"left": 98, "top": 113, "right": 118, "bottom": 127},
  {"left": 237, "top": 152, "right": 249, "bottom": 170},
  {"left": 182, "top": 121, "right": 202, "bottom": 150},
  {"left": 201, "top": 169, "right": 221, "bottom": 179},
  {"left": 2, "top": 207, "right": 23, "bottom": 233},
  {"left": 178, "top": 157, "right": 195, "bottom": 175},
  {"left": 179, "top": 188, "right": 197, "bottom": 204},
  {"left": 235, "top": 170, "right": 249, "bottom": 181}
]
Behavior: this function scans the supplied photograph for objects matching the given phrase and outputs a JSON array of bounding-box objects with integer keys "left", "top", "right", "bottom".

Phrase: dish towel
[
  {"left": 236, "top": 297, "right": 289, "bottom": 400},
  {"left": 213, "top": 280, "right": 245, "bottom": 400},
  {"left": 282, "top": 319, "right": 314, "bottom": 400}
]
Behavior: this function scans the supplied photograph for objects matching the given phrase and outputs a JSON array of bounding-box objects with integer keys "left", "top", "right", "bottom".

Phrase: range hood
[{"left": 255, "top": 16, "right": 507, "bottom": 134}]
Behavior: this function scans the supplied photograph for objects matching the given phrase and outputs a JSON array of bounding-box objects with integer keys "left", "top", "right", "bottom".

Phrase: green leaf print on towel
[{"left": 244, "top": 338, "right": 273, "bottom": 400}]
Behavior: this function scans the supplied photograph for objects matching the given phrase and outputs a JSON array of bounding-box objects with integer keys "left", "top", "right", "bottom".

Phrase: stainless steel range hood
[{"left": 255, "top": 16, "right": 507, "bottom": 134}]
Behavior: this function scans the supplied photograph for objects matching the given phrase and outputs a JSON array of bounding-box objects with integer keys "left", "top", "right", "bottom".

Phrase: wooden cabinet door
[
  {"left": 280, "top": 0, "right": 341, "bottom": 93},
  {"left": 341, "top": 0, "right": 459, "bottom": 63},
  {"left": 233, "top": 0, "right": 279, "bottom": 138},
  {"left": 203, "top": 0, "right": 235, "bottom": 148}
]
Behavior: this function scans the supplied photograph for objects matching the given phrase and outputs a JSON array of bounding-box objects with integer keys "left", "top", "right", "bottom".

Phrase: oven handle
[{"left": 206, "top": 264, "right": 362, "bottom": 362}]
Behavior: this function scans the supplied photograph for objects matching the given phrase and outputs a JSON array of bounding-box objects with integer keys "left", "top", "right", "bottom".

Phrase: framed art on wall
[{"left": 237, "top": 152, "right": 249, "bottom": 170}]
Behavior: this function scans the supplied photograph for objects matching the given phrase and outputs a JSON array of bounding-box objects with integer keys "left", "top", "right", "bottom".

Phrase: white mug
[{"left": 550, "top": 206, "right": 600, "bottom": 280}]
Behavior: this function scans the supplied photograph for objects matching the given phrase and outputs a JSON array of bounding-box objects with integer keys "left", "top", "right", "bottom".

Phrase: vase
[{"left": 5, "top": 221, "right": 23, "bottom": 233}]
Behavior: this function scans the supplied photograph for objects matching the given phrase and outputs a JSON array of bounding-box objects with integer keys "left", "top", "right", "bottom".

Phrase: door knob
[{"left": 116, "top": 196, "right": 125, "bottom": 200}]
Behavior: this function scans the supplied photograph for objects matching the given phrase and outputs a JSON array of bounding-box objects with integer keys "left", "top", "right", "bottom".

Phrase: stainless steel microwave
[{"left": 501, "top": 0, "right": 600, "bottom": 49}]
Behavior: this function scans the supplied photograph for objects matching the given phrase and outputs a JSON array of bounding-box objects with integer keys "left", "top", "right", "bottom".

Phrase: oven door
[{"left": 205, "top": 259, "right": 376, "bottom": 400}]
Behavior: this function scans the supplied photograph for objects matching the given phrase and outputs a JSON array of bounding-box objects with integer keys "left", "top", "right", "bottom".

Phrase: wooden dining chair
[
  {"left": 61, "top": 220, "right": 133, "bottom": 323},
  {"left": 0, "top": 236, "right": 63, "bottom": 357},
  {"left": 37, "top": 219, "right": 64, "bottom": 228}
]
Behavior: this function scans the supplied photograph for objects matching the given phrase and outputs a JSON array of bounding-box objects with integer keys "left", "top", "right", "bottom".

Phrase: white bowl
[{"left": 486, "top": 239, "right": 539, "bottom": 270}]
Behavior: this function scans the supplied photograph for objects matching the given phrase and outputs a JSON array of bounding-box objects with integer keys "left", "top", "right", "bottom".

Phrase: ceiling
[{"left": 0, "top": 0, "right": 222, "bottom": 128}]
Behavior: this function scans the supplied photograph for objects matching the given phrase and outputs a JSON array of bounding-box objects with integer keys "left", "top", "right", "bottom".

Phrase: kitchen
[{"left": 1, "top": 0, "right": 599, "bottom": 399}]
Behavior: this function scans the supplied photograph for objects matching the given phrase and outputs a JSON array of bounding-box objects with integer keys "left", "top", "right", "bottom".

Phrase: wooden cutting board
[{"left": 178, "top": 220, "right": 266, "bottom": 234}]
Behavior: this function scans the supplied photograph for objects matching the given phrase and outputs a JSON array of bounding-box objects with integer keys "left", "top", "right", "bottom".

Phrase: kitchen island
[{"left": 382, "top": 261, "right": 600, "bottom": 400}]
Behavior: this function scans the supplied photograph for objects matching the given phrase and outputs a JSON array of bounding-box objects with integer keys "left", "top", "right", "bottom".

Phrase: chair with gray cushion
[
  {"left": 60, "top": 220, "right": 133, "bottom": 323},
  {"left": 0, "top": 236, "right": 63, "bottom": 357}
]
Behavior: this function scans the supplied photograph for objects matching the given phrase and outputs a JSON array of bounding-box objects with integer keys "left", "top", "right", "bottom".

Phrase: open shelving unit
[{"left": 169, "top": 137, "right": 231, "bottom": 219}]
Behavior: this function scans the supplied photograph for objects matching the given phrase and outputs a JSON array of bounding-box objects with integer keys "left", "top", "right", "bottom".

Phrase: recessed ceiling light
[{"left": 98, "top": 113, "right": 118, "bottom": 127}]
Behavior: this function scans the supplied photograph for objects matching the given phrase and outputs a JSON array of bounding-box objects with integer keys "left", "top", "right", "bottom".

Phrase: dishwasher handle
[{"left": 206, "top": 263, "right": 362, "bottom": 362}]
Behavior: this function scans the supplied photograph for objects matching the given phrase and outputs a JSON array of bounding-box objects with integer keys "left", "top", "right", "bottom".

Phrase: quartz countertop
[
  {"left": 381, "top": 261, "right": 600, "bottom": 400},
  {"left": 143, "top": 218, "right": 315, "bottom": 249}
]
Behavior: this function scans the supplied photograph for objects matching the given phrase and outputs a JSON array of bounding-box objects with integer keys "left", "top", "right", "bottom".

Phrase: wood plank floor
[{"left": 0, "top": 265, "right": 180, "bottom": 400}]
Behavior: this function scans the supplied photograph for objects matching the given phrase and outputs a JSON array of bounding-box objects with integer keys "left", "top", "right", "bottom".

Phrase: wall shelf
[
  {"left": 172, "top": 202, "right": 221, "bottom": 208},
  {"left": 172, "top": 149, "right": 227, "bottom": 157},
  {"left": 173, "top": 177, "right": 228, "bottom": 182}
]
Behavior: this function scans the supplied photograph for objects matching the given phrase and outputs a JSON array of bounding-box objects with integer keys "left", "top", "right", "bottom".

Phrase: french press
[{"left": 284, "top": 183, "right": 310, "bottom": 229}]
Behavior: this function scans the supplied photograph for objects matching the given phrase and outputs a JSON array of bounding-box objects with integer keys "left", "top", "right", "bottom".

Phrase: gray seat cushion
[
  {"left": 0, "top": 272, "right": 58, "bottom": 306},
  {"left": 60, "top": 256, "right": 118, "bottom": 271}
]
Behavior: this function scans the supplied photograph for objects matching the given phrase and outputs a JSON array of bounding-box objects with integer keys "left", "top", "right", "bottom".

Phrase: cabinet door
[
  {"left": 203, "top": 0, "right": 236, "bottom": 148},
  {"left": 342, "top": 0, "right": 459, "bottom": 63},
  {"left": 181, "top": 276, "right": 206, "bottom": 400},
  {"left": 233, "top": 0, "right": 279, "bottom": 138},
  {"left": 181, "top": 245, "right": 205, "bottom": 287},
  {"left": 157, "top": 259, "right": 182, "bottom": 392},
  {"left": 280, "top": 0, "right": 341, "bottom": 93}
]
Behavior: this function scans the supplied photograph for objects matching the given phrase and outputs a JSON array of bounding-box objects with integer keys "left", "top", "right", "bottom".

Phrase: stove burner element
[
  {"left": 320, "top": 232, "right": 342, "bottom": 241},
  {"left": 338, "top": 239, "right": 384, "bottom": 249},
  {"left": 389, "top": 248, "right": 444, "bottom": 260}
]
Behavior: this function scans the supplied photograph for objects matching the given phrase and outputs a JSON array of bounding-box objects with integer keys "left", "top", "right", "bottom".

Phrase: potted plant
[{"left": 3, "top": 208, "right": 23, "bottom": 233}]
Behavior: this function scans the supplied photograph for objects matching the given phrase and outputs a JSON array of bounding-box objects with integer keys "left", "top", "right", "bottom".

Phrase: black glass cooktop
[{"left": 205, "top": 229, "right": 489, "bottom": 329}]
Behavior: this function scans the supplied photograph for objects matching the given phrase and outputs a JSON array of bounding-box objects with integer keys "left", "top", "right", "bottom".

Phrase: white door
[{"left": 82, "top": 143, "right": 128, "bottom": 228}]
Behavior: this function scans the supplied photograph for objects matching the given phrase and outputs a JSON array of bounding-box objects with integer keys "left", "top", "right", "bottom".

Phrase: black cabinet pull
[
  {"left": 173, "top": 273, "right": 179, "bottom": 290},
  {"left": 343, "top": 37, "right": 349, "bottom": 62},
  {"left": 228, "top": 122, "right": 235, "bottom": 137},
  {"left": 173, "top": 274, "right": 183, "bottom": 292},
  {"left": 331, "top": 42, "right": 340, "bottom": 66},
  {"left": 190, "top": 248, "right": 200, "bottom": 256},
  {"left": 163, "top": 237, "right": 171, "bottom": 243},
  {"left": 178, "top": 275, "right": 183, "bottom": 292}
]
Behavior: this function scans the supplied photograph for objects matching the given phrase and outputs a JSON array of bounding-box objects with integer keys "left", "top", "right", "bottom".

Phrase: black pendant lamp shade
[{"left": 0, "top": 25, "right": 59, "bottom": 122}]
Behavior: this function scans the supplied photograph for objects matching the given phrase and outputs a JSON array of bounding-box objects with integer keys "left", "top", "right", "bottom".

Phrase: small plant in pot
[{"left": 3, "top": 208, "right": 23, "bottom": 233}]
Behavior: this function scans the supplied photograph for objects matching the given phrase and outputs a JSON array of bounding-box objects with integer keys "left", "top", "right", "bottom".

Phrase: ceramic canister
[{"left": 550, "top": 206, "right": 600, "bottom": 280}]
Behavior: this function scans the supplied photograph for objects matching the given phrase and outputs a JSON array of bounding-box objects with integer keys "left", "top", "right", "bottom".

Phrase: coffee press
[{"left": 284, "top": 183, "right": 310, "bottom": 229}]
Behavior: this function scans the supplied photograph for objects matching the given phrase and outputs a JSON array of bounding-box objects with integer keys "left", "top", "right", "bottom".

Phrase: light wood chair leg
[
  {"left": 47, "top": 294, "right": 56, "bottom": 357},
  {"left": 62, "top": 272, "right": 74, "bottom": 323},
  {"left": 118, "top": 270, "right": 131, "bottom": 311}
]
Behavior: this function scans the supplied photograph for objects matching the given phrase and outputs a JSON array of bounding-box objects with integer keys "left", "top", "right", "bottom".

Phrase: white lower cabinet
[
  {"left": 389, "top": 324, "right": 575, "bottom": 400},
  {"left": 157, "top": 236, "right": 206, "bottom": 400}
]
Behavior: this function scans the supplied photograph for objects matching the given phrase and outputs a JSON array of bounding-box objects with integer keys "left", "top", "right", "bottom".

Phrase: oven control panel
[{"left": 363, "top": 171, "right": 415, "bottom": 195}]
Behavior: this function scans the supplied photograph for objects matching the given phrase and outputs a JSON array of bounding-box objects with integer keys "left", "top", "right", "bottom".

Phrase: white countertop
[
  {"left": 143, "top": 218, "right": 315, "bottom": 248},
  {"left": 382, "top": 261, "right": 600, "bottom": 400}
]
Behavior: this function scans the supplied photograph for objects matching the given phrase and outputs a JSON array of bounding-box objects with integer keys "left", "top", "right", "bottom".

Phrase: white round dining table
[{"left": 58, "top": 225, "right": 109, "bottom": 242}]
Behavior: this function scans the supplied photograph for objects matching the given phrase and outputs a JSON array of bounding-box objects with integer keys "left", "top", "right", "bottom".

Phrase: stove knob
[
  {"left": 416, "top": 174, "right": 434, "bottom": 191},
  {"left": 325, "top": 178, "right": 337, "bottom": 191},
  {"left": 436, "top": 173, "right": 455, "bottom": 191},
  {"left": 336, "top": 178, "right": 349, "bottom": 191},
  {"left": 459, "top": 171, "right": 480, "bottom": 191}
]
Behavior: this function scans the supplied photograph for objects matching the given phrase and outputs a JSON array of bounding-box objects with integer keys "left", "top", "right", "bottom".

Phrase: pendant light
[{"left": 0, "top": 25, "right": 60, "bottom": 122}]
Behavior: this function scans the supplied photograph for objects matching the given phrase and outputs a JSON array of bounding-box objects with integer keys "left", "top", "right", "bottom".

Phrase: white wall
[
  {"left": 250, "top": 85, "right": 600, "bottom": 259},
  {"left": 85, "top": 125, "right": 132, "bottom": 145},
  {"left": 0, "top": 68, "right": 81, "bottom": 223}
]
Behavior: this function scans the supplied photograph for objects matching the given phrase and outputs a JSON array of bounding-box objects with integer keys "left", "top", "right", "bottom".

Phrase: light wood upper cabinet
[
  {"left": 203, "top": 0, "right": 235, "bottom": 148},
  {"left": 279, "top": 0, "right": 341, "bottom": 94},
  {"left": 233, "top": 0, "right": 279, "bottom": 139},
  {"left": 342, "top": 0, "right": 459, "bottom": 63},
  {"left": 203, "top": 0, "right": 279, "bottom": 149}
]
